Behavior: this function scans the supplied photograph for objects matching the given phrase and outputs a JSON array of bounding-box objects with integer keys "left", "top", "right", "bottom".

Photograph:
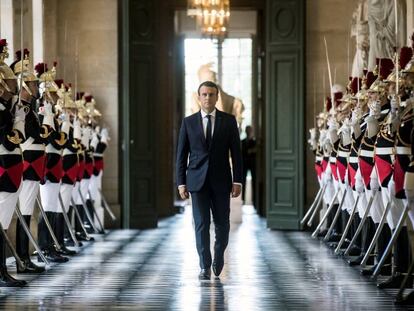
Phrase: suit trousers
[{"left": 191, "top": 181, "right": 230, "bottom": 269}]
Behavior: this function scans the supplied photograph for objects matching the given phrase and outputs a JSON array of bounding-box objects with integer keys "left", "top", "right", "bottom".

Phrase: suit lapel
[
  {"left": 210, "top": 110, "right": 222, "bottom": 150},
  {"left": 197, "top": 111, "right": 207, "bottom": 147}
]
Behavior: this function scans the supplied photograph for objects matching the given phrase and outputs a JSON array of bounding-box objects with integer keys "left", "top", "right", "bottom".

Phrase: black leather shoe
[
  {"left": 64, "top": 238, "right": 83, "bottom": 247},
  {"left": 38, "top": 249, "right": 69, "bottom": 263},
  {"left": 57, "top": 245, "right": 77, "bottom": 256},
  {"left": 198, "top": 269, "right": 211, "bottom": 280},
  {"left": 0, "top": 269, "right": 26, "bottom": 287},
  {"left": 212, "top": 261, "right": 224, "bottom": 277},
  {"left": 17, "top": 259, "right": 45, "bottom": 274},
  {"left": 360, "top": 264, "right": 391, "bottom": 276},
  {"left": 378, "top": 274, "right": 413, "bottom": 289}
]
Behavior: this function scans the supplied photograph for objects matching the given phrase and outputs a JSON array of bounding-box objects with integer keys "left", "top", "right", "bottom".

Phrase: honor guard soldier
[
  {"left": 59, "top": 91, "right": 83, "bottom": 248},
  {"left": 38, "top": 79, "right": 69, "bottom": 263},
  {"left": 11, "top": 54, "right": 47, "bottom": 274},
  {"left": 0, "top": 41, "right": 27, "bottom": 287}
]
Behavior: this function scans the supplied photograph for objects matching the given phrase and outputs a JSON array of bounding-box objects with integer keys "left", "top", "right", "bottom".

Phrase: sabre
[
  {"left": 344, "top": 190, "right": 377, "bottom": 256},
  {"left": 98, "top": 188, "right": 117, "bottom": 221},
  {"left": 334, "top": 193, "right": 360, "bottom": 253},
  {"left": 372, "top": 199, "right": 410, "bottom": 278},
  {"left": 36, "top": 195, "right": 61, "bottom": 251},
  {"left": 0, "top": 221, "right": 25, "bottom": 271},
  {"left": 88, "top": 190, "right": 106, "bottom": 233},
  {"left": 15, "top": 201, "right": 49, "bottom": 264},
  {"left": 307, "top": 185, "right": 338, "bottom": 227},
  {"left": 324, "top": 37, "right": 334, "bottom": 112},
  {"left": 301, "top": 183, "right": 326, "bottom": 225},
  {"left": 312, "top": 188, "right": 346, "bottom": 238},
  {"left": 58, "top": 193, "right": 80, "bottom": 247},
  {"left": 77, "top": 188, "right": 100, "bottom": 233},
  {"left": 70, "top": 198, "right": 93, "bottom": 240},
  {"left": 360, "top": 200, "right": 391, "bottom": 267},
  {"left": 308, "top": 188, "right": 338, "bottom": 228},
  {"left": 322, "top": 190, "right": 346, "bottom": 242}
]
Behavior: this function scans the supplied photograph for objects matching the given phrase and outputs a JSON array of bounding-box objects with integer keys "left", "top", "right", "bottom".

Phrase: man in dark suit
[{"left": 176, "top": 81, "right": 242, "bottom": 280}]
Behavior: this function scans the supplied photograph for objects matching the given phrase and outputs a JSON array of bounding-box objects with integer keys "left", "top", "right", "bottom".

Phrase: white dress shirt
[{"left": 201, "top": 108, "right": 216, "bottom": 138}]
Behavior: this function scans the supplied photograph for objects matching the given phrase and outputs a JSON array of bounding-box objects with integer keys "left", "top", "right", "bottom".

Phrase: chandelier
[{"left": 187, "top": 0, "right": 230, "bottom": 40}]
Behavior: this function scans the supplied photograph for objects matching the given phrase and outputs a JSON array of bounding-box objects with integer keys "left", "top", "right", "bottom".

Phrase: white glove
[
  {"left": 404, "top": 172, "right": 414, "bottom": 202},
  {"left": 90, "top": 132, "right": 99, "bottom": 150},
  {"left": 327, "top": 119, "right": 339, "bottom": 144},
  {"left": 13, "top": 105, "right": 26, "bottom": 138},
  {"left": 41, "top": 102, "right": 55, "bottom": 130},
  {"left": 101, "top": 127, "right": 109, "bottom": 144},
  {"left": 355, "top": 169, "right": 365, "bottom": 193},
  {"left": 366, "top": 115, "right": 379, "bottom": 138},
  {"left": 95, "top": 126, "right": 101, "bottom": 134},
  {"left": 81, "top": 127, "right": 92, "bottom": 148},
  {"left": 0, "top": 103, "right": 5, "bottom": 111},
  {"left": 73, "top": 118, "right": 82, "bottom": 140},
  {"left": 59, "top": 113, "right": 68, "bottom": 123},
  {"left": 61, "top": 120, "right": 70, "bottom": 135}
]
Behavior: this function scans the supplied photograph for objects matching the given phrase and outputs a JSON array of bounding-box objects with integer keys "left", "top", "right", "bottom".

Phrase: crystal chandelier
[{"left": 187, "top": 0, "right": 230, "bottom": 40}]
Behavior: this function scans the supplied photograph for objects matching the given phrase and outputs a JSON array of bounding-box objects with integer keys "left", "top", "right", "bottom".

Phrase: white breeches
[
  {"left": 39, "top": 181, "right": 60, "bottom": 213},
  {"left": 0, "top": 184, "right": 22, "bottom": 229},
  {"left": 59, "top": 183, "right": 73, "bottom": 213},
  {"left": 19, "top": 180, "right": 39, "bottom": 216}
]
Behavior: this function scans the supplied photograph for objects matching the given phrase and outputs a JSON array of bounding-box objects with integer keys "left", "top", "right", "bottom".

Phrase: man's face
[{"left": 198, "top": 86, "right": 218, "bottom": 113}]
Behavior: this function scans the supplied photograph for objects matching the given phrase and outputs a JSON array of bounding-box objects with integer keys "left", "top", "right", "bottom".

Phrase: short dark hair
[{"left": 197, "top": 81, "right": 219, "bottom": 96}]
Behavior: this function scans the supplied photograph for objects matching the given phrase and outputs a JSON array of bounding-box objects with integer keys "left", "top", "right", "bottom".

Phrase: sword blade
[
  {"left": 360, "top": 200, "right": 391, "bottom": 267},
  {"left": 58, "top": 193, "right": 80, "bottom": 247},
  {"left": 98, "top": 188, "right": 117, "bottom": 221},
  {"left": 334, "top": 193, "right": 360, "bottom": 253},
  {"left": 36, "top": 195, "right": 61, "bottom": 250},
  {"left": 15, "top": 201, "right": 49, "bottom": 265},
  {"left": 344, "top": 190, "right": 377, "bottom": 256}
]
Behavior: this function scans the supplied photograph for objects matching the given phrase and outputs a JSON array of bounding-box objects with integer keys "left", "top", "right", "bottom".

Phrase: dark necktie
[{"left": 206, "top": 114, "right": 212, "bottom": 148}]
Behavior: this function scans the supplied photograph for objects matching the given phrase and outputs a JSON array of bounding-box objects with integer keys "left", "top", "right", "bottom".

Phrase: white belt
[
  {"left": 0, "top": 144, "right": 21, "bottom": 156},
  {"left": 20, "top": 137, "right": 34, "bottom": 150},
  {"left": 315, "top": 156, "right": 322, "bottom": 161},
  {"left": 93, "top": 153, "right": 103, "bottom": 157},
  {"left": 360, "top": 149, "right": 374, "bottom": 158},
  {"left": 338, "top": 151, "right": 349, "bottom": 158},
  {"left": 46, "top": 145, "right": 61, "bottom": 155},
  {"left": 349, "top": 157, "right": 358, "bottom": 163},
  {"left": 396, "top": 146, "right": 411, "bottom": 155},
  {"left": 21, "top": 142, "right": 45, "bottom": 152},
  {"left": 63, "top": 149, "right": 76, "bottom": 156},
  {"left": 375, "top": 147, "right": 394, "bottom": 155},
  {"left": 329, "top": 157, "right": 336, "bottom": 163}
]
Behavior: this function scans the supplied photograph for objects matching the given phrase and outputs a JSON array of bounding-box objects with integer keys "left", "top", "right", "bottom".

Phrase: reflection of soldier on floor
[{"left": 241, "top": 126, "right": 256, "bottom": 204}]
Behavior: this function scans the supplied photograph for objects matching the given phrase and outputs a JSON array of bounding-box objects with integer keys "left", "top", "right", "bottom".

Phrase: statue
[
  {"left": 367, "top": 0, "right": 406, "bottom": 71},
  {"left": 351, "top": 0, "right": 369, "bottom": 77}
]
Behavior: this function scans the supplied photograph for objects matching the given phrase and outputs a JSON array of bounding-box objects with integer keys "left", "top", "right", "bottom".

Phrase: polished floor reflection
[{"left": 0, "top": 205, "right": 411, "bottom": 310}]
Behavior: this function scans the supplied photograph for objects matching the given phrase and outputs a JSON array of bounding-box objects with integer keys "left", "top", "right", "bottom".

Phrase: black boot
[
  {"left": 0, "top": 231, "right": 26, "bottom": 287},
  {"left": 16, "top": 215, "right": 45, "bottom": 273},
  {"left": 38, "top": 212, "right": 69, "bottom": 263},
  {"left": 64, "top": 206, "right": 84, "bottom": 247},
  {"left": 55, "top": 213, "right": 76, "bottom": 255}
]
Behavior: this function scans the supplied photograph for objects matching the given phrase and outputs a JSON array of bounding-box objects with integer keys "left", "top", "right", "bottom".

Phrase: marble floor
[{"left": 0, "top": 205, "right": 412, "bottom": 310}]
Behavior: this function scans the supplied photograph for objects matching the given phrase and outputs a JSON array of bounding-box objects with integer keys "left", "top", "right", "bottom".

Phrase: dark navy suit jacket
[{"left": 176, "top": 109, "right": 242, "bottom": 193}]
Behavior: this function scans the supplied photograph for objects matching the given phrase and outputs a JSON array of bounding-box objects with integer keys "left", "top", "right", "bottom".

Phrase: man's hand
[
  {"left": 231, "top": 184, "right": 242, "bottom": 198},
  {"left": 178, "top": 185, "right": 189, "bottom": 200}
]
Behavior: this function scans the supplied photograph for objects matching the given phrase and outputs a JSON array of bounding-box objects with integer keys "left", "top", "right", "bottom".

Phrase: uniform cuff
[{"left": 233, "top": 182, "right": 242, "bottom": 186}]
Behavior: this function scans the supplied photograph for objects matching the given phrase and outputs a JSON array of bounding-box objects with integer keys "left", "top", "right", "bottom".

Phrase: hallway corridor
[{"left": 0, "top": 206, "right": 411, "bottom": 310}]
